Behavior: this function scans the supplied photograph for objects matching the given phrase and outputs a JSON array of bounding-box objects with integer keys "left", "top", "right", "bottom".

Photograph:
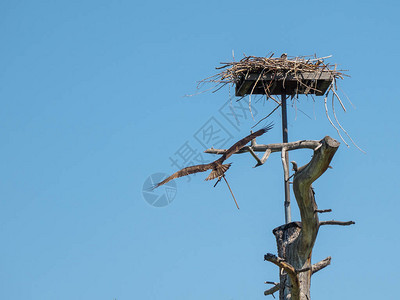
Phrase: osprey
[{"left": 152, "top": 122, "right": 274, "bottom": 189}]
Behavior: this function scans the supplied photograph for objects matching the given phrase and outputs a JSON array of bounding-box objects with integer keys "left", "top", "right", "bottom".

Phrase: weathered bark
[{"left": 268, "top": 136, "right": 341, "bottom": 300}]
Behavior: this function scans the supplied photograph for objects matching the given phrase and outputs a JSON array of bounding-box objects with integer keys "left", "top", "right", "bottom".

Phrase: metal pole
[{"left": 281, "top": 94, "right": 291, "bottom": 223}]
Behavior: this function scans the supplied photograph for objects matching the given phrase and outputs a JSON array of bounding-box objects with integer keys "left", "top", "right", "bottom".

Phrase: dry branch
[
  {"left": 254, "top": 148, "right": 272, "bottom": 167},
  {"left": 264, "top": 254, "right": 297, "bottom": 277},
  {"left": 248, "top": 147, "right": 262, "bottom": 165},
  {"left": 315, "top": 209, "right": 332, "bottom": 213},
  {"left": 319, "top": 220, "right": 355, "bottom": 226},
  {"left": 296, "top": 257, "right": 331, "bottom": 274},
  {"left": 281, "top": 147, "right": 290, "bottom": 183},
  {"left": 264, "top": 282, "right": 280, "bottom": 297},
  {"left": 311, "top": 257, "right": 332, "bottom": 274},
  {"left": 204, "top": 140, "right": 320, "bottom": 156},
  {"left": 264, "top": 253, "right": 300, "bottom": 297}
]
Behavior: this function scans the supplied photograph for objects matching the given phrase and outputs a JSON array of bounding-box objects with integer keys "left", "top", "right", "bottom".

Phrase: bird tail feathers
[{"left": 205, "top": 163, "right": 232, "bottom": 181}]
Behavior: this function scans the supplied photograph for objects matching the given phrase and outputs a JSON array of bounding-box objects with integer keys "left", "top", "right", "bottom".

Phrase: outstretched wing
[
  {"left": 220, "top": 122, "right": 274, "bottom": 161},
  {"left": 152, "top": 163, "right": 214, "bottom": 189}
]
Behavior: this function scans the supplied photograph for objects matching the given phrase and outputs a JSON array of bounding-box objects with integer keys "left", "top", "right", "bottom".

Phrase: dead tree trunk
[
  {"left": 205, "top": 135, "right": 354, "bottom": 299},
  {"left": 264, "top": 136, "right": 354, "bottom": 300}
]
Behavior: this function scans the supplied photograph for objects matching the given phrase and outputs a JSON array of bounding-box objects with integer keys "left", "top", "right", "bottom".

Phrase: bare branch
[
  {"left": 296, "top": 257, "right": 331, "bottom": 274},
  {"left": 265, "top": 281, "right": 280, "bottom": 285},
  {"left": 319, "top": 220, "right": 355, "bottom": 226},
  {"left": 248, "top": 147, "right": 262, "bottom": 165},
  {"left": 311, "top": 257, "right": 332, "bottom": 274},
  {"left": 281, "top": 147, "right": 290, "bottom": 183},
  {"left": 314, "top": 209, "right": 332, "bottom": 213},
  {"left": 251, "top": 136, "right": 257, "bottom": 147},
  {"left": 281, "top": 147, "right": 290, "bottom": 182},
  {"left": 264, "top": 254, "right": 297, "bottom": 277},
  {"left": 254, "top": 148, "right": 272, "bottom": 167},
  {"left": 204, "top": 140, "right": 320, "bottom": 156},
  {"left": 264, "top": 283, "right": 280, "bottom": 297},
  {"left": 264, "top": 253, "right": 299, "bottom": 296}
]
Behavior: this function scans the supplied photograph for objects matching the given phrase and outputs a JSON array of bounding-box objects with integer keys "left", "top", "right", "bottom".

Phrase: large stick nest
[
  {"left": 197, "top": 53, "right": 363, "bottom": 152},
  {"left": 200, "top": 54, "right": 347, "bottom": 97},
  {"left": 217, "top": 54, "right": 345, "bottom": 82}
]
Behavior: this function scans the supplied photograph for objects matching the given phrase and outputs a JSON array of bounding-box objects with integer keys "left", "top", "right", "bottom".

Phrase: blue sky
[{"left": 1, "top": 0, "right": 399, "bottom": 299}]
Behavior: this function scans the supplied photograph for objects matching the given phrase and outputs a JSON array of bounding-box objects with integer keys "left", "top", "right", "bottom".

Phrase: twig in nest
[
  {"left": 324, "top": 92, "right": 349, "bottom": 147},
  {"left": 330, "top": 87, "right": 366, "bottom": 153},
  {"left": 339, "top": 86, "right": 356, "bottom": 109},
  {"left": 330, "top": 79, "right": 346, "bottom": 112},
  {"left": 248, "top": 95, "right": 254, "bottom": 121}
]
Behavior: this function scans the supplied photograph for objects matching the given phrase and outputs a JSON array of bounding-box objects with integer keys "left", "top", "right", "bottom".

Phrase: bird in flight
[{"left": 152, "top": 122, "right": 274, "bottom": 208}]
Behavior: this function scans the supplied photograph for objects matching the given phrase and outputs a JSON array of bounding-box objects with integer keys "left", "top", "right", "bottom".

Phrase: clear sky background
[{"left": 1, "top": 1, "right": 399, "bottom": 299}]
